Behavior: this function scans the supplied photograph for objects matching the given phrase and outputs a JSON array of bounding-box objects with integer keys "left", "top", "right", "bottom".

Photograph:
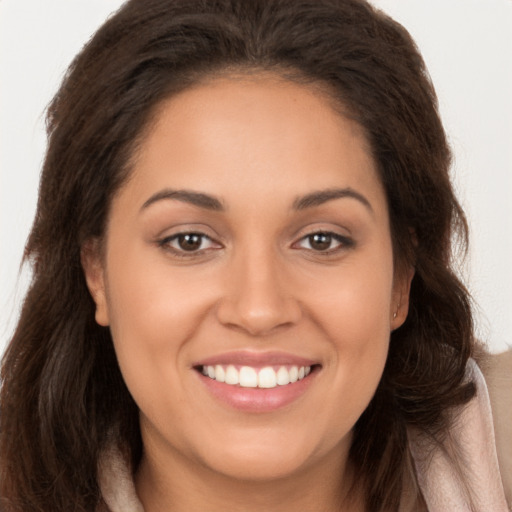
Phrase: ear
[
  {"left": 81, "top": 238, "right": 110, "bottom": 326},
  {"left": 390, "top": 264, "right": 415, "bottom": 331}
]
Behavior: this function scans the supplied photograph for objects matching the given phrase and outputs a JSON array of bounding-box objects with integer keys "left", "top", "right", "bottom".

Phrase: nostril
[{"left": 215, "top": 299, "right": 302, "bottom": 337}]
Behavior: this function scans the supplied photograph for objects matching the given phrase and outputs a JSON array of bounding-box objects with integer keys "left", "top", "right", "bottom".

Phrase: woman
[{"left": 0, "top": 0, "right": 509, "bottom": 511}]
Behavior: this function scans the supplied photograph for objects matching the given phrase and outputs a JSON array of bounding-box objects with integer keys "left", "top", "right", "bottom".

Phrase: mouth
[
  {"left": 196, "top": 363, "right": 315, "bottom": 389},
  {"left": 192, "top": 352, "right": 321, "bottom": 412}
]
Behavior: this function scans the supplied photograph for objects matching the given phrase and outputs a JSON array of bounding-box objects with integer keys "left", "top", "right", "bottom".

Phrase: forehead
[{"left": 120, "top": 74, "right": 385, "bottom": 214}]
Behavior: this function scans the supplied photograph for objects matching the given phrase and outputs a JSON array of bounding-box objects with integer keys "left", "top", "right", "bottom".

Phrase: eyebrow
[
  {"left": 140, "top": 186, "right": 373, "bottom": 214},
  {"left": 141, "top": 189, "right": 225, "bottom": 212},
  {"left": 292, "top": 187, "right": 373, "bottom": 213}
]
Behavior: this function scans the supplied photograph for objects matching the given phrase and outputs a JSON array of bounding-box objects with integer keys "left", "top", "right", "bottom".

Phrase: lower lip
[{"left": 196, "top": 369, "right": 318, "bottom": 413}]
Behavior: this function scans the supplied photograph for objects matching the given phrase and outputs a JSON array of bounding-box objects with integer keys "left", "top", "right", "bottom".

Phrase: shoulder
[
  {"left": 406, "top": 355, "right": 510, "bottom": 511},
  {"left": 479, "top": 349, "right": 512, "bottom": 508}
]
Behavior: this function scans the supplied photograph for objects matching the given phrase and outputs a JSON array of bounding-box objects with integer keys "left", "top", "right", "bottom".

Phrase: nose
[{"left": 215, "top": 248, "right": 302, "bottom": 336}]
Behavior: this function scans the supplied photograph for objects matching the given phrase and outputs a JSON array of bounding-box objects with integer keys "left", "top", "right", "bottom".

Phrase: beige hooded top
[{"left": 98, "top": 352, "right": 512, "bottom": 512}]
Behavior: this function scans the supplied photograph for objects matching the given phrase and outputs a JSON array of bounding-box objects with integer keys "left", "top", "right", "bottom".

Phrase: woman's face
[{"left": 84, "top": 74, "right": 411, "bottom": 482}]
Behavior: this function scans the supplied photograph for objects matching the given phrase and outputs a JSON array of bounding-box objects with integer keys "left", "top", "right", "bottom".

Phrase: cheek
[
  {"left": 305, "top": 254, "right": 393, "bottom": 423},
  {"left": 102, "top": 245, "right": 220, "bottom": 404},
  {"left": 305, "top": 253, "right": 394, "bottom": 346},
  {"left": 105, "top": 238, "right": 218, "bottom": 342}
]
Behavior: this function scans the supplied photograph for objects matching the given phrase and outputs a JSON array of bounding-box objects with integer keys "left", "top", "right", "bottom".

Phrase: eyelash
[
  {"left": 293, "top": 232, "right": 354, "bottom": 254},
  {"left": 157, "top": 230, "right": 354, "bottom": 258},
  {"left": 157, "top": 232, "right": 221, "bottom": 258}
]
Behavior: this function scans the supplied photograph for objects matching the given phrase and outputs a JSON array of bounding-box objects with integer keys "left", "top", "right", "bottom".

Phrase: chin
[
  {"left": 194, "top": 427, "right": 344, "bottom": 483},
  {"left": 203, "top": 450, "right": 315, "bottom": 482}
]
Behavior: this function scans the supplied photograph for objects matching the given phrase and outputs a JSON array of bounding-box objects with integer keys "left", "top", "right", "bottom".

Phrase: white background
[{"left": 1, "top": 0, "right": 511, "bottom": 355}]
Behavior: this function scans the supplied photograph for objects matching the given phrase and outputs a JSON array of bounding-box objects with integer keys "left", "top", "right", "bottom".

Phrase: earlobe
[
  {"left": 390, "top": 265, "right": 415, "bottom": 331},
  {"left": 81, "top": 239, "right": 110, "bottom": 326}
]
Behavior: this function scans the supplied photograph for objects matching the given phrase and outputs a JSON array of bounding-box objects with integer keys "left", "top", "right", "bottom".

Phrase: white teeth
[
  {"left": 239, "top": 366, "right": 258, "bottom": 388},
  {"left": 258, "top": 366, "right": 277, "bottom": 388},
  {"left": 225, "top": 365, "right": 239, "bottom": 385},
  {"left": 202, "top": 364, "right": 312, "bottom": 388},
  {"left": 276, "top": 366, "right": 290, "bottom": 385},
  {"left": 214, "top": 364, "right": 225, "bottom": 383}
]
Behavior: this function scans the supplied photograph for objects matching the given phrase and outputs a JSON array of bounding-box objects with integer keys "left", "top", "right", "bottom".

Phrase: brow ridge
[
  {"left": 141, "top": 189, "right": 224, "bottom": 211},
  {"left": 141, "top": 187, "right": 372, "bottom": 213},
  {"left": 292, "top": 187, "right": 373, "bottom": 212}
]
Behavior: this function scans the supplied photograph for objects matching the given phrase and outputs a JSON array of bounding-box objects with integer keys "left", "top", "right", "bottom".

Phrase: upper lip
[{"left": 193, "top": 350, "right": 319, "bottom": 368}]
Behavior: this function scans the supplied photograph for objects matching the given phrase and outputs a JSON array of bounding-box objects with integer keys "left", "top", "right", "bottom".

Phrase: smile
[
  {"left": 201, "top": 364, "right": 312, "bottom": 388},
  {"left": 194, "top": 352, "right": 319, "bottom": 412}
]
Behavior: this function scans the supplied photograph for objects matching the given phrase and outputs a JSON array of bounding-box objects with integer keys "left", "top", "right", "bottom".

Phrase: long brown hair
[{"left": 0, "top": 1, "right": 475, "bottom": 510}]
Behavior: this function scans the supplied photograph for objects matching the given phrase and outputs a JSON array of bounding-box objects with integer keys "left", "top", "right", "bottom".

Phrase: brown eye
[
  {"left": 159, "top": 232, "right": 219, "bottom": 254},
  {"left": 308, "top": 233, "right": 333, "bottom": 251},
  {"left": 295, "top": 231, "right": 353, "bottom": 253},
  {"left": 177, "top": 233, "right": 203, "bottom": 251}
]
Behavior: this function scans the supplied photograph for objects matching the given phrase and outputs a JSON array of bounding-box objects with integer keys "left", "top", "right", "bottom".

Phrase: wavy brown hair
[{"left": 0, "top": 1, "right": 475, "bottom": 510}]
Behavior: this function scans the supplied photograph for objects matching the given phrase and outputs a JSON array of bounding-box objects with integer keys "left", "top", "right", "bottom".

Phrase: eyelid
[
  {"left": 291, "top": 229, "right": 355, "bottom": 254},
  {"left": 153, "top": 224, "right": 354, "bottom": 258},
  {"left": 157, "top": 230, "right": 223, "bottom": 257},
  {"left": 153, "top": 222, "right": 223, "bottom": 245}
]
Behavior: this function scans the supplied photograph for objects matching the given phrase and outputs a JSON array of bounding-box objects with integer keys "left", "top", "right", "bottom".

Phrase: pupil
[
  {"left": 179, "top": 234, "right": 202, "bottom": 251},
  {"left": 310, "top": 233, "right": 331, "bottom": 251}
]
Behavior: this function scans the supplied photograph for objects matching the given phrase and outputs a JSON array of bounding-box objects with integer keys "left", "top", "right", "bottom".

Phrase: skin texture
[{"left": 83, "top": 74, "right": 413, "bottom": 512}]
